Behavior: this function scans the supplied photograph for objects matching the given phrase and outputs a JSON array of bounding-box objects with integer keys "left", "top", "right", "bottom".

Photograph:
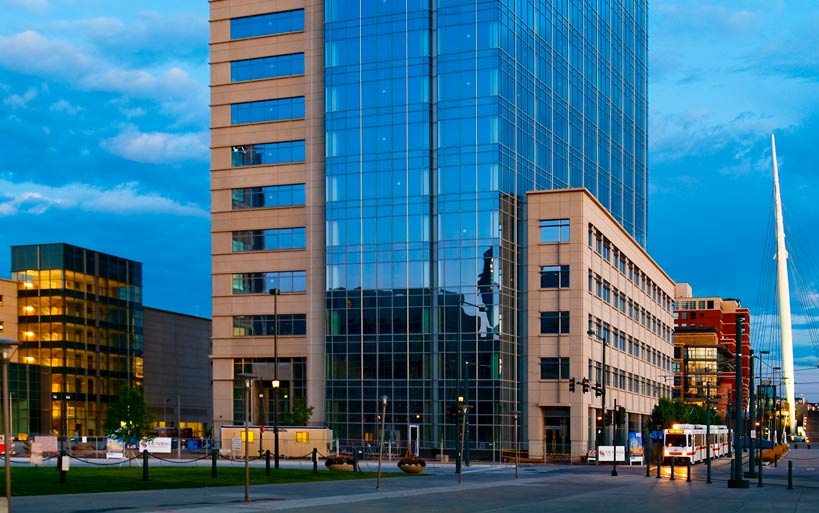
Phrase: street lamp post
[
  {"left": 455, "top": 395, "right": 464, "bottom": 475},
  {"left": 458, "top": 402, "right": 471, "bottom": 484},
  {"left": 237, "top": 372, "right": 256, "bottom": 502},
  {"left": 747, "top": 350, "right": 756, "bottom": 478},
  {"left": 587, "top": 329, "right": 613, "bottom": 475},
  {"left": 269, "top": 288, "right": 280, "bottom": 469},
  {"left": 512, "top": 411, "right": 519, "bottom": 479},
  {"left": 773, "top": 366, "right": 782, "bottom": 445},
  {"left": 728, "top": 315, "right": 748, "bottom": 488},
  {"left": 457, "top": 297, "right": 485, "bottom": 468},
  {"left": 756, "top": 350, "right": 769, "bottom": 485},
  {"left": 705, "top": 381, "right": 713, "bottom": 484},
  {"left": 0, "top": 338, "right": 20, "bottom": 513},
  {"left": 376, "top": 395, "right": 387, "bottom": 490},
  {"left": 272, "top": 379, "right": 280, "bottom": 467}
]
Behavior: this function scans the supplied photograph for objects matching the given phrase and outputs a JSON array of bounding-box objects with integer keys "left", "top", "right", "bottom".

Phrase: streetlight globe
[{"left": 272, "top": 379, "right": 280, "bottom": 389}]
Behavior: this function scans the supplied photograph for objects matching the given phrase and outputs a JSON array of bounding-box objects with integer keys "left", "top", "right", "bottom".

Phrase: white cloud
[
  {"left": 100, "top": 125, "right": 208, "bottom": 164},
  {"left": 0, "top": 179, "right": 207, "bottom": 218},
  {"left": 0, "top": 0, "right": 49, "bottom": 14},
  {"left": 3, "top": 87, "right": 38, "bottom": 109},
  {"left": 0, "top": 31, "right": 205, "bottom": 104},
  {"left": 50, "top": 99, "right": 82, "bottom": 115}
]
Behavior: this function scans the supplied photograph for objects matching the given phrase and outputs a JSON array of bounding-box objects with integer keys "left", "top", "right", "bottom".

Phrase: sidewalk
[{"left": 12, "top": 447, "right": 819, "bottom": 513}]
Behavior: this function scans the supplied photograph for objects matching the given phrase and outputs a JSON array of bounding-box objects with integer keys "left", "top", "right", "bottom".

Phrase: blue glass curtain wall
[{"left": 324, "top": 0, "right": 648, "bottom": 452}]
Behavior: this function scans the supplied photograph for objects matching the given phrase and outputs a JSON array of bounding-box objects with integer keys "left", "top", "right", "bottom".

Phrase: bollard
[
  {"left": 143, "top": 450, "right": 149, "bottom": 481},
  {"left": 646, "top": 458, "right": 650, "bottom": 477},
  {"left": 266, "top": 450, "right": 271, "bottom": 476},
  {"left": 775, "top": 453, "right": 778, "bottom": 467},
  {"left": 59, "top": 450, "right": 67, "bottom": 484},
  {"left": 312, "top": 448, "right": 318, "bottom": 473},
  {"left": 670, "top": 457, "right": 675, "bottom": 480},
  {"left": 212, "top": 448, "right": 218, "bottom": 478},
  {"left": 656, "top": 450, "right": 661, "bottom": 479},
  {"left": 686, "top": 458, "right": 691, "bottom": 482},
  {"left": 787, "top": 460, "right": 793, "bottom": 489}
]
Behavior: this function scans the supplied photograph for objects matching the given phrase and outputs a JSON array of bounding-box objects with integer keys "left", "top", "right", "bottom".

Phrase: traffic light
[
  {"left": 582, "top": 378, "right": 590, "bottom": 394},
  {"left": 569, "top": 377, "right": 576, "bottom": 392},
  {"left": 605, "top": 409, "right": 613, "bottom": 425},
  {"left": 594, "top": 383, "right": 602, "bottom": 397},
  {"left": 615, "top": 406, "right": 626, "bottom": 425}
]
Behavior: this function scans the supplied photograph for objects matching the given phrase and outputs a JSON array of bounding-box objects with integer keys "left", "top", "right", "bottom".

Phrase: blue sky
[{"left": 1, "top": 1, "right": 818, "bottom": 396}]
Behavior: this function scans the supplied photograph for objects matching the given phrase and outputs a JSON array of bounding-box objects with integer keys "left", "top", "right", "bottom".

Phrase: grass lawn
[{"left": 1, "top": 466, "right": 397, "bottom": 496}]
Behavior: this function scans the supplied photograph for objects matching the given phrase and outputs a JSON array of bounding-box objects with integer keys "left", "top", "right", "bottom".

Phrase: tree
[
  {"left": 103, "top": 386, "right": 156, "bottom": 446},
  {"left": 280, "top": 397, "right": 314, "bottom": 426},
  {"left": 649, "top": 398, "right": 723, "bottom": 429}
]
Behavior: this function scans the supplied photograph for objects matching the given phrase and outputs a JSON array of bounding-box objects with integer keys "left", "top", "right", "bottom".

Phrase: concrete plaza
[{"left": 13, "top": 447, "right": 819, "bottom": 513}]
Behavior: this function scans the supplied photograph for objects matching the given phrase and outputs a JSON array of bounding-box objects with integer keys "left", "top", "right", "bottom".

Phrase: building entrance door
[{"left": 543, "top": 407, "right": 570, "bottom": 455}]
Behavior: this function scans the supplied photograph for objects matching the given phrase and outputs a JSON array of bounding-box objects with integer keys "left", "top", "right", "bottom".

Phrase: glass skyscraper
[
  {"left": 323, "top": 1, "right": 647, "bottom": 447},
  {"left": 210, "top": 0, "right": 648, "bottom": 453}
]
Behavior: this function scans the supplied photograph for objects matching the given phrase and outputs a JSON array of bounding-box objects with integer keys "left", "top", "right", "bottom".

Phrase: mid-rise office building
[
  {"left": 210, "top": 0, "right": 650, "bottom": 457},
  {"left": 528, "top": 189, "right": 673, "bottom": 459},
  {"left": 11, "top": 243, "right": 142, "bottom": 437},
  {"left": 673, "top": 284, "right": 751, "bottom": 418}
]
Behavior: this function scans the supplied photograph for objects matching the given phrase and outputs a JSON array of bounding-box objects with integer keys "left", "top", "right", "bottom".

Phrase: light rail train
[{"left": 663, "top": 423, "right": 730, "bottom": 464}]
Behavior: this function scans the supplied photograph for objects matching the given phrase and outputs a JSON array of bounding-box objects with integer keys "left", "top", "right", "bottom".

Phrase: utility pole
[
  {"left": 706, "top": 381, "right": 712, "bottom": 484},
  {"left": 728, "top": 315, "right": 749, "bottom": 488}
]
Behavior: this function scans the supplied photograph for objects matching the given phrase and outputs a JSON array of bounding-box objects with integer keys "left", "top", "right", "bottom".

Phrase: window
[
  {"left": 539, "top": 219, "right": 570, "bottom": 242},
  {"left": 231, "top": 97, "right": 305, "bottom": 125},
  {"left": 232, "top": 228, "right": 306, "bottom": 252},
  {"left": 232, "top": 184, "right": 306, "bottom": 209},
  {"left": 231, "top": 53, "right": 304, "bottom": 82},
  {"left": 0, "top": 321, "right": 3, "bottom": 332},
  {"left": 231, "top": 141, "right": 305, "bottom": 167},
  {"left": 233, "top": 314, "right": 307, "bottom": 336},
  {"left": 295, "top": 431, "right": 309, "bottom": 443},
  {"left": 540, "top": 311, "right": 570, "bottom": 334},
  {"left": 232, "top": 271, "right": 306, "bottom": 294},
  {"left": 540, "top": 357, "right": 570, "bottom": 380},
  {"left": 540, "top": 265, "right": 569, "bottom": 288},
  {"left": 230, "top": 9, "right": 304, "bottom": 39}
]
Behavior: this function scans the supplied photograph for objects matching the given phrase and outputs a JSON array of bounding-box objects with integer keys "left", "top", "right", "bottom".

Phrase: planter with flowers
[
  {"left": 324, "top": 454, "right": 355, "bottom": 471},
  {"left": 397, "top": 448, "right": 426, "bottom": 474}
]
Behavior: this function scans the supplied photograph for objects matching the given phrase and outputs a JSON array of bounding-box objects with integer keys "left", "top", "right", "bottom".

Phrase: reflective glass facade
[
  {"left": 324, "top": 0, "right": 647, "bottom": 448},
  {"left": 11, "top": 243, "right": 142, "bottom": 437}
]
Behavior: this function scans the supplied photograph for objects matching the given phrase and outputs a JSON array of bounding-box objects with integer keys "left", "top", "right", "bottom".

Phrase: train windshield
[{"left": 665, "top": 434, "right": 687, "bottom": 447}]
